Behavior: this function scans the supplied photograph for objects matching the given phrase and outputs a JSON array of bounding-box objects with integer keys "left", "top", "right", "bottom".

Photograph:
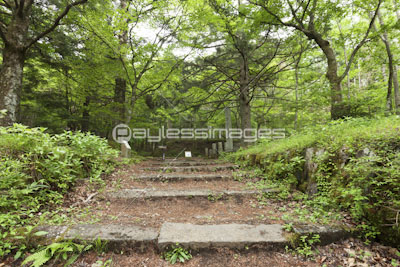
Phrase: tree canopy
[{"left": 1, "top": 0, "right": 399, "bottom": 139}]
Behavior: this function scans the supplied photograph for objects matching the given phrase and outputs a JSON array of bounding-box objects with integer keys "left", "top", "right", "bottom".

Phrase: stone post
[
  {"left": 212, "top": 143, "right": 217, "bottom": 158},
  {"left": 218, "top": 142, "right": 223, "bottom": 154},
  {"left": 205, "top": 148, "right": 209, "bottom": 157},
  {"left": 225, "top": 107, "right": 234, "bottom": 152},
  {"left": 121, "top": 141, "right": 131, "bottom": 158}
]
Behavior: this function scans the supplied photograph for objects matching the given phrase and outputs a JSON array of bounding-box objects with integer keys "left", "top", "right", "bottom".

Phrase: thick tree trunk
[
  {"left": 0, "top": 8, "right": 30, "bottom": 126},
  {"left": 314, "top": 37, "right": 344, "bottom": 120},
  {"left": 0, "top": 45, "right": 25, "bottom": 125}
]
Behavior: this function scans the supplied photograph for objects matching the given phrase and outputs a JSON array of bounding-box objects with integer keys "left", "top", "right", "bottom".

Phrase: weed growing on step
[
  {"left": 163, "top": 243, "right": 192, "bottom": 264},
  {"left": 286, "top": 234, "right": 320, "bottom": 259},
  {"left": 282, "top": 223, "right": 294, "bottom": 232},
  {"left": 207, "top": 193, "right": 224, "bottom": 202},
  {"left": 93, "top": 259, "right": 113, "bottom": 267},
  {"left": 93, "top": 238, "right": 108, "bottom": 255}
]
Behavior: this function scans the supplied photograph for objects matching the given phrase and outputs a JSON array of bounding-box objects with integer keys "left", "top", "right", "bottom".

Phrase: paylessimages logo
[{"left": 112, "top": 124, "right": 285, "bottom": 143}]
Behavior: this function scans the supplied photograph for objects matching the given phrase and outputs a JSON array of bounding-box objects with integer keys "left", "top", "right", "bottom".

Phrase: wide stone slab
[
  {"left": 37, "top": 224, "right": 158, "bottom": 250},
  {"left": 108, "top": 188, "right": 277, "bottom": 199},
  {"left": 133, "top": 173, "right": 232, "bottom": 181},
  {"left": 158, "top": 223, "right": 287, "bottom": 250},
  {"left": 148, "top": 161, "right": 220, "bottom": 167},
  {"left": 143, "top": 165, "right": 237, "bottom": 172}
]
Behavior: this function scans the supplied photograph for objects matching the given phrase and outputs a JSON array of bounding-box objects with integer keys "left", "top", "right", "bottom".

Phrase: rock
[
  {"left": 302, "top": 148, "right": 325, "bottom": 195},
  {"left": 356, "top": 147, "right": 376, "bottom": 161}
]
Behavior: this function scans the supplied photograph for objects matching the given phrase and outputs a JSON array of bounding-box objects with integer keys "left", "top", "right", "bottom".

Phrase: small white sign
[{"left": 185, "top": 151, "right": 192, "bottom": 157}]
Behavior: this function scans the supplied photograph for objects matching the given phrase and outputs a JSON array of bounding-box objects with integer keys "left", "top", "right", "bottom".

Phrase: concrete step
[
  {"left": 147, "top": 161, "right": 221, "bottom": 167},
  {"left": 107, "top": 188, "right": 276, "bottom": 200},
  {"left": 142, "top": 165, "right": 237, "bottom": 172},
  {"left": 158, "top": 223, "right": 287, "bottom": 250},
  {"left": 37, "top": 223, "right": 351, "bottom": 252},
  {"left": 133, "top": 173, "right": 232, "bottom": 182},
  {"left": 38, "top": 224, "right": 158, "bottom": 250}
]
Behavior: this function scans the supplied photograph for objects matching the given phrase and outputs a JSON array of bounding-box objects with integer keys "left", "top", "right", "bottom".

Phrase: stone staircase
[{"left": 40, "top": 157, "right": 348, "bottom": 253}]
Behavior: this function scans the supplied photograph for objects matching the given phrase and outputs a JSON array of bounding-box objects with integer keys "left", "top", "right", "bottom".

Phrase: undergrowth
[
  {"left": 0, "top": 124, "right": 119, "bottom": 260},
  {"left": 230, "top": 116, "right": 400, "bottom": 246}
]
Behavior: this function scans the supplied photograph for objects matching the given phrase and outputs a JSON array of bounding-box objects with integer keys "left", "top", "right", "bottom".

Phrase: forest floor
[{"left": 10, "top": 157, "right": 399, "bottom": 267}]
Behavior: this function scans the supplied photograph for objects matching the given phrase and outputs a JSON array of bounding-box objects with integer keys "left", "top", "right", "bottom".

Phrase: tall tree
[
  {"left": 0, "top": 0, "right": 88, "bottom": 126},
  {"left": 252, "top": 0, "right": 382, "bottom": 119}
]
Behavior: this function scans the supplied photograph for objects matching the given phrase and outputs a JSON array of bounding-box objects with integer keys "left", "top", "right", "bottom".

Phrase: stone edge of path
[
  {"left": 133, "top": 173, "right": 232, "bottom": 181},
  {"left": 106, "top": 188, "right": 279, "bottom": 199},
  {"left": 36, "top": 224, "right": 159, "bottom": 251},
  {"left": 142, "top": 165, "right": 238, "bottom": 172},
  {"left": 35, "top": 223, "right": 351, "bottom": 251}
]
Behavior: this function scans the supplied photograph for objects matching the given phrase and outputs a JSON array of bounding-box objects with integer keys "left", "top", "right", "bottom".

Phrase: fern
[
  {"left": 22, "top": 249, "right": 51, "bottom": 267},
  {"left": 21, "top": 241, "right": 92, "bottom": 267}
]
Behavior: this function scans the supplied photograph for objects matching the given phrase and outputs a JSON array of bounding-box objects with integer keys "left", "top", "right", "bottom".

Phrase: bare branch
[
  {"left": 300, "top": 0, "right": 312, "bottom": 22},
  {"left": 339, "top": 0, "right": 382, "bottom": 81},
  {"left": 25, "top": 0, "right": 88, "bottom": 49},
  {"left": 287, "top": 0, "right": 304, "bottom": 28}
]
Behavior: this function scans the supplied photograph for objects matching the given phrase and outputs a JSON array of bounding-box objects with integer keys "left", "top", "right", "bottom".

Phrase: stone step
[
  {"left": 142, "top": 165, "right": 237, "bottom": 172},
  {"left": 37, "top": 224, "right": 158, "bottom": 250},
  {"left": 147, "top": 161, "right": 221, "bottom": 167},
  {"left": 107, "top": 188, "right": 276, "bottom": 200},
  {"left": 158, "top": 223, "right": 287, "bottom": 250},
  {"left": 37, "top": 223, "right": 351, "bottom": 252},
  {"left": 133, "top": 173, "right": 232, "bottom": 182}
]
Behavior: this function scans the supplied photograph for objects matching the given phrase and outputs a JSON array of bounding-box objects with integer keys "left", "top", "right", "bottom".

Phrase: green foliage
[
  {"left": 0, "top": 124, "right": 118, "bottom": 258},
  {"left": 21, "top": 241, "right": 93, "bottom": 267},
  {"left": 163, "top": 244, "right": 192, "bottom": 264},
  {"left": 94, "top": 259, "right": 113, "bottom": 267},
  {"left": 233, "top": 116, "right": 400, "bottom": 244},
  {"left": 287, "top": 234, "right": 320, "bottom": 258}
]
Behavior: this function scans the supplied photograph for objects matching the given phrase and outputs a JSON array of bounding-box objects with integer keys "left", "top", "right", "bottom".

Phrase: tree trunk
[
  {"left": 0, "top": 45, "right": 25, "bottom": 126},
  {"left": 0, "top": 8, "right": 31, "bottom": 126},
  {"left": 312, "top": 35, "right": 344, "bottom": 120},
  {"left": 294, "top": 50, "right": 303, "bottom": 130},
  {"left": 393, "top": 65, "right": 400, "bottom": 114},
  {"left": 81, "top": 96, "right": 90, "bottom": 132},
  {"left": 238, "top": 41, "right": 251, "bottom": 145},
  {"left": 114, "top": 77, "right": 126, "bottom": 123},
  {"left": 377, "top": 11, "right": 394, "bottom": 114}
]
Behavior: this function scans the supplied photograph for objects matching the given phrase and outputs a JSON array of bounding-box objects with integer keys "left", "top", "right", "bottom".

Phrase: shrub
[
  {"left": 231, "top": 116, "right": 400, "bottom": 245},
  {"left": 0, "top": 124, "right": 118, "bottom": 257}
]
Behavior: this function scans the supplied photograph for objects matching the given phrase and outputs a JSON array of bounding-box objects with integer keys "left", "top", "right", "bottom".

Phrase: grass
[
  {"left": 230, "top": 115, "right": 400, "bottom": 246},
  {"left": 233, "top": 116, "right": 400, "bottom": 159}
]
